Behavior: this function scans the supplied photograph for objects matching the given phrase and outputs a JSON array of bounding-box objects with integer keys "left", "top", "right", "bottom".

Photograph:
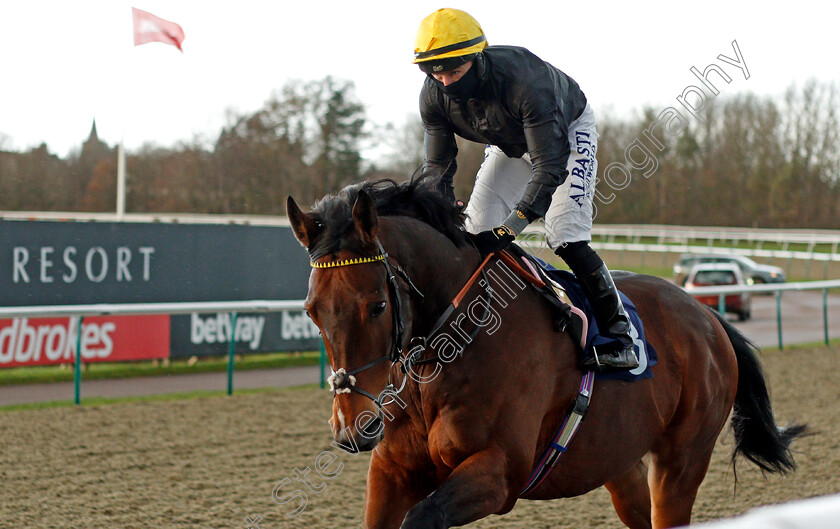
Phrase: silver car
[{"left": 674, "top": 253, "right": 786, "bottom": 285}]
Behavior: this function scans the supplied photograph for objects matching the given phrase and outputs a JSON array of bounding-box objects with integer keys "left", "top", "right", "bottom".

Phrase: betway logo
[
  {"left": 281, "top": 311, "right": 320, "bottom": 340},
  {"left": 0, "top": 318, "right": 115, "bottom": 364},
  {"left": 190, "top": 313, "right": 265, "bottom": 350}
]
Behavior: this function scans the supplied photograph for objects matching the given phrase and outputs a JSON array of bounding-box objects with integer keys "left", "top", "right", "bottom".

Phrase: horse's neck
[
  {"left": 381, "top": 218, "right": 481, "bottom": 333},
  {"left": 422, "top": 249, "right": 479, "bottom": 302}
]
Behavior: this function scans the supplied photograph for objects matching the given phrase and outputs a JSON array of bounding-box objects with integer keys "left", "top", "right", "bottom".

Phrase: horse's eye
[{"left": 369, "top": 301, "right": 388, "bottom": 318}]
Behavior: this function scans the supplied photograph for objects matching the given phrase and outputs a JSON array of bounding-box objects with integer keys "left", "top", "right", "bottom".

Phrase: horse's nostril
[{"left": 358, "top": 416, "right": 384, "bottom": 440}]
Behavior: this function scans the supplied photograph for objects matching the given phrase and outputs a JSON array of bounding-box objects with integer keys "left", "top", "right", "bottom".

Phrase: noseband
[{"left": 312, "top": 239, "right": 423, "bottom": 409}]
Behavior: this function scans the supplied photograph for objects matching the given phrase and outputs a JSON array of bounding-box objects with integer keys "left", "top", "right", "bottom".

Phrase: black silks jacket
[{"left": 420, "top": 45, "right": 588, "bottom": 221}]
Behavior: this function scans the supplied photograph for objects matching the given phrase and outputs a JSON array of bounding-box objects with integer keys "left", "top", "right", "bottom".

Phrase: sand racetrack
[{"left": 2, "top": 345, "right": 838, "bottom": 528}]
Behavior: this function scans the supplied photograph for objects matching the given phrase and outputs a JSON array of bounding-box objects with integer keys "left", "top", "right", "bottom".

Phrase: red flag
[{"left": 132, "top": 7, "right": 185, "bottom": 51}]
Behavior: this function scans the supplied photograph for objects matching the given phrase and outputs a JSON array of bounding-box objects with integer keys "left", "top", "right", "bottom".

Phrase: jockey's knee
[{"left": 554, "top": 241, "right": 604, "bottom": 276}]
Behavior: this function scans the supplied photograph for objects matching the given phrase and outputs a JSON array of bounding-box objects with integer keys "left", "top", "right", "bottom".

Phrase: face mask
[{"left": 438, "top": 65, "right": 480, "bottom": 102}]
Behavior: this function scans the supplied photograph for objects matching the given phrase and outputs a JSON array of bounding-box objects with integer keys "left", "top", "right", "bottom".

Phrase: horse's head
[{"left": 287, "top": 190, "right": 407, "bottom": 452}]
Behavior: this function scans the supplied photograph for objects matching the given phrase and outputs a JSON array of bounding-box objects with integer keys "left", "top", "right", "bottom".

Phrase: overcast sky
[{"left": 1, "top": 1, "right": 838, "bottom": 159}]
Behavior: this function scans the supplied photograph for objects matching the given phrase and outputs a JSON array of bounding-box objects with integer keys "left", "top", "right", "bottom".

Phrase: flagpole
[
  {"left": 117, "top": 7, "right": 131, "bottom": 222},
  {"left": 116, "top": 139, "right": 126, "bottom": 219}
]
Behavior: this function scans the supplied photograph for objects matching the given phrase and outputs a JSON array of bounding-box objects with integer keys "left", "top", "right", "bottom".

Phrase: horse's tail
[{"left": 709, "top": 308, "right": 806, "bottom": 474}]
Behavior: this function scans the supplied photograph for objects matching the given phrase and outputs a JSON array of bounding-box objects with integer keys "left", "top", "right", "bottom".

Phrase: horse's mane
[{"left": 308, "top": 177, "right": 467, "bottom": 260}]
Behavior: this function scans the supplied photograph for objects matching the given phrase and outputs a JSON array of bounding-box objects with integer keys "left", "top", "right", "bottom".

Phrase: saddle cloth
[{"left": 526, "top": 256, "right": 658, "bottom": 382}]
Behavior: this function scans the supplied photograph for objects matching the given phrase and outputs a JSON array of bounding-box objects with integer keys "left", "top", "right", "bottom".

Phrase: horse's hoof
[{"left": 401, "top": 503, "right": 446, "bottom": 529}]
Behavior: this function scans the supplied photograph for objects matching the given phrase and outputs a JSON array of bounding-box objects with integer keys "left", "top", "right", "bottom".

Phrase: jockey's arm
[
  {"left": 422, "top": 127, "right": 458, "bottom": 200},
  {"left": 420, "top": 83, "right": 459, "bottom": 200},
  {"left": 515, "top": 115, "right": 571, "bottom": 223}
]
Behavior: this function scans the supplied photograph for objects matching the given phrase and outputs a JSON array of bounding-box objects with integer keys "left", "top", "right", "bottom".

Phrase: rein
[{"left": 408, "top": 253, "right": 494, "bottom": 368}]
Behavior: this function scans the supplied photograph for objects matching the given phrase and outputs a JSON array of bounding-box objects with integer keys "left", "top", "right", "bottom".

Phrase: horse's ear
[
  {"left": 287, "top": 196, "right": 320, "bottom": 248},
  {"left": 352, "top": 190, "right": 378, "bottom": 243}
]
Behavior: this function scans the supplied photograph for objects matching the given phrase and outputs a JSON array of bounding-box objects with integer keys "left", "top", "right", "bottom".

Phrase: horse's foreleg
[
  {"left": 364, "top": 451, "right": 431, "bottom": 529},
  {"left": 604, "top": 458, "right": 652, "bottom": 529},
  {"left": 400, "top": 448, "right": 520, "bottom": 529}
]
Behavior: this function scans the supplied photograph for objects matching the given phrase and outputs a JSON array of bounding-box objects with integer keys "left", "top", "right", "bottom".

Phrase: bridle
[
  {"left": 312, "top": 239, "right": 424, "bottom": 409},
  {"left": 311, "top": 238, "right": 495, "bottom": 419}
]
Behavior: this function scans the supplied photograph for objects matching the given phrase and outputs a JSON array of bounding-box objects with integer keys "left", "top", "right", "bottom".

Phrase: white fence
[
  {"left": 682, "top": 279, "right": 840, "bottom": 349},
  {"left": 0, "top": 300, "right": 305, "bottom": 319},
  {"left": 4, "top": 212, "right": 838, "bottom": 251},
  {"left": 590, "top": 225, "right": 840, "bottom": 278},
  {"left": 0, "top": 210, "right": 292, "bottom": 226},
  {"left": 525, "top": 224, "right": 840, "bottom": 253},
  {"left": 519, "top": 224, "right": 840, "bottom": 279},
  {"left": 591, "top": 241, "right": 840, "bottom": 263},
  {"left": 683, "top": 279, "right": 840, "bottom": 296},
  {"left": 591, "top": 224, "right": 840, "bottom": 247}
]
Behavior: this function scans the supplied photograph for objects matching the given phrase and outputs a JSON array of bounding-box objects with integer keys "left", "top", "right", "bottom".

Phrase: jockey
[{"left": 414, "top": 8, "right": 638, "bottom": 371}]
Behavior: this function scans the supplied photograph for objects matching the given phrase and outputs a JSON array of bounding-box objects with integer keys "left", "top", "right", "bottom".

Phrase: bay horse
[{"left": 286, "top": 178, "right": 804, "bottom": 529}]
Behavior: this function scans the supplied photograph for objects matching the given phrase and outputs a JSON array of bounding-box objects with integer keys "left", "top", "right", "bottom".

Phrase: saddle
[
  {"left": 499, "top": 244, "right": 657, "bottom": 382},
  {"left": 499, "top": 245, "right": 588, "bottom": 351}
]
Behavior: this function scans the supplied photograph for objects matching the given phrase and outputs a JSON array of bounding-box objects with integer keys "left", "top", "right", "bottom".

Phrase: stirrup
[{"left": 581, "top": 344, "right": 639, "bottom": 372}]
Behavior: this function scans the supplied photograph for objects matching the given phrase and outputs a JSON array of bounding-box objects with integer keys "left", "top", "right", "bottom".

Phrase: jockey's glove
[{"left": 474, "top": 208, "right": 530, "bottom": 255}]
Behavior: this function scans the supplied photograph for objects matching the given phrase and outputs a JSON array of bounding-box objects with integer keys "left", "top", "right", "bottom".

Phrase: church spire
[{"left": 88, "top": 119, "right": 99, "bottom": 142}]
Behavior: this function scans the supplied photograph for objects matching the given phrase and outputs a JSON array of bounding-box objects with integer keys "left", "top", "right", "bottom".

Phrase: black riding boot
[{"left": 576, "top": 264, "right": 639, "bottom": 371}]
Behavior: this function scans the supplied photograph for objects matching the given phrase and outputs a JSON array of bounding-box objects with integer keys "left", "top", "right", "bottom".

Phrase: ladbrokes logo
[
  {"left": 0, "top": 317, "right": 115, "bottom": 365},
  {"left": 0, "top": 315, "right": 170, "bottom": 367}
]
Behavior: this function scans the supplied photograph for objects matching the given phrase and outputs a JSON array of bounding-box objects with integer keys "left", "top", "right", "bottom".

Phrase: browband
[{"left": 311, "top": 253, "right": 388, "bottom": 269}]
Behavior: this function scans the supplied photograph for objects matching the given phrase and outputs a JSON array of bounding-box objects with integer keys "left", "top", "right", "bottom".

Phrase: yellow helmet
[{"left": 413, "top": 8, "right": 487, "bottom": 74}]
